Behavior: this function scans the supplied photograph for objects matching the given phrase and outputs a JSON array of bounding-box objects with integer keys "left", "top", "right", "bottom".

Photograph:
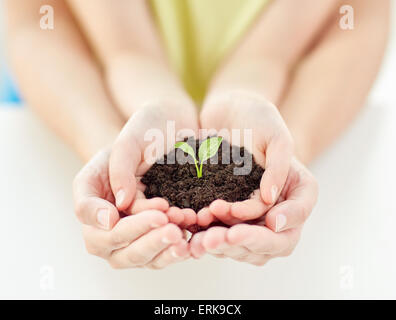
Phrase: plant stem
[
  {"left": 194, "top": 160, "right": 201, "bottom": 178},
  {"left": 199, "top": 162, "right": 204, "bottom": 178}
]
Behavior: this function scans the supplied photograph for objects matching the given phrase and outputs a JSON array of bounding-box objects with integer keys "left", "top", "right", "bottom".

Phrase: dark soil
[{"left": 141, "top": 138, "right": 264, "bottom": 215}]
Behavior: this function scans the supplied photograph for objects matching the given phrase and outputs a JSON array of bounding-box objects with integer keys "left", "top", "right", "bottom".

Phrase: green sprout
[{"left": 175, "top": 137, "right": 223, "bottom": 178}]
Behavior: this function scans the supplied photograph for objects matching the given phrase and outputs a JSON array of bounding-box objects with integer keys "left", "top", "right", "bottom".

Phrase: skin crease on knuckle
[
  {"left": 85, "top": 242, "right": 107, "bottom": 259},
  {"left": 110, "top": 231, "right": 129, "bottom": 249},
  {"left": 126, "top": 251, "right": 148, "bottom": 267},
  {"left": 82, "top": 226, "right": 112, "bottom": 258},
  {"left": 277, "top": 229, "right": 301, "bottom": 258}
]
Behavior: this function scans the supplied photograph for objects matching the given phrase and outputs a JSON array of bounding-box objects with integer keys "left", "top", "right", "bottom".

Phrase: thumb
[
  {"left": 260, "top": 135, "right": 293, "bottom": 205},
  {"left": 109, "top": 132, "right": 141, "bottom": 211}
]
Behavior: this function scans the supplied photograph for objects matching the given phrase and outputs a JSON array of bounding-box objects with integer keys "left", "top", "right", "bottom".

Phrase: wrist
[
  {"left": 208, "top": 58, "right": 288, "bottom": 106},
  {"left": 201, "top": 89, "right": 278, "bottom": 127},
  {"left": 105, "top": 53, "right": 192, "bottom": 118},
  {"left": 74, "top": 118, "right": 123, "bottom": 162},
  {"left": 287, "top": 129, "right": 314, "bottom": 165}
]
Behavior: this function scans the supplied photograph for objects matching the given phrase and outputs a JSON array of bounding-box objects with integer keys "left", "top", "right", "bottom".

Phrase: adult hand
[
  {"left": 198, "top": 90, "right": 294, "bottom": 226},
  {"left": 190, "top": 158, "right": 318, "bottom": 266}
]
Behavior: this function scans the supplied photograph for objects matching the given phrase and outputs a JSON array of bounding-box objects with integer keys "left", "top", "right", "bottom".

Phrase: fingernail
[
  {"left": 97, "top": 208, "right": 110, "bottom": 229},
  {"left": 271, "top": 185, "right": 278, "bottom": 203},
  {"left": 170, "top": 248, "right": 180, "bottom": 258},
  {"left": 116, "top": 189, "right": 125, "bottom": 208},
  {"left": 276, "top": 214, "right": 287, "bottom": 232}
]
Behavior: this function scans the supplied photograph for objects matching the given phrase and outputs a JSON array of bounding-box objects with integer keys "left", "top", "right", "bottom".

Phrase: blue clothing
[{"left": 0, "top": 65, "right": 21, "bottom": 104}]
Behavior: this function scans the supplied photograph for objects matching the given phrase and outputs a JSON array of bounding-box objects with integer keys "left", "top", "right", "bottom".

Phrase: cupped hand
[
  {"left": 198, "top": 90, "right": 294, "bottom": 227},
  {"left": 73, "top": 148, "right": 191, "bottom": 269},
  {"left": 109, "top": 99, "right": 200, "bottom": 228},
  {"left": 189, "top": 158, "right": 318, "bottom": 266}
]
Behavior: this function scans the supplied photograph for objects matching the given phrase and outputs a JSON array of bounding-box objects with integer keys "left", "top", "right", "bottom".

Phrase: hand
[
  {"left": 198, "top": 90, "right": 294, "bottom": 227},
  {"left": 73, "top": 149, "right": 190, "bottom": 269},
  {"left": 109, "top": 99, "right": 200, "bottom": 228},
  {"left": 189, "top": 158, "right": 318, "bottom": 266}
]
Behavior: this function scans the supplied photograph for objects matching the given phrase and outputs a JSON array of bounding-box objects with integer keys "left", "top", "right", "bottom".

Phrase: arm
[
  {"left": 66, "top": 0, "right": 200, "bottom": 209},
  {"left": 67, "top": 0, "right": 197, "bottom": 120},
  {"left": 199, "top": 0, "right": 339, "bottom": 204},
  {"left": 205, "top": 0, "right": 339, "bottom": 106},
  {"left": 5, "top": 0, "right": 124, "bottom": 161},
  {"left": 204, "top": 0, "right": 389, "bottom": 164},
  {"left": 280, "top": 0, "right": 390, "bottom": 163},
  {"left": 63, "top": 1, "right": 198, "bottom": 269},
  {"left": 193, "top": 0, "right": 388, "bottom": 265}
]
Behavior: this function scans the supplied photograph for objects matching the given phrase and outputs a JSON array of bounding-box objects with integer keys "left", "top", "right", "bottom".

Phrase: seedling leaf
[
  {"left": 174, "top": 141, "right": 197, "bottom": 161},
  {"left": 198, "top": 136, "right": 223, "bottom": 163}
]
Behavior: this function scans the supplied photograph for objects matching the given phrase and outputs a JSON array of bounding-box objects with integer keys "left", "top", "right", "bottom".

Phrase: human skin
[
  {"left": 192, "top": 0, "right": 389, "bottom": 265},
  {"left": 6, "top": 0, "right": 389, "bottom": 268},
  {"left": 6, "top": 0, "right": 200, "bottom": 269},
  {"left": 190, "top": 158, "right": 318, "bottom": 265}
]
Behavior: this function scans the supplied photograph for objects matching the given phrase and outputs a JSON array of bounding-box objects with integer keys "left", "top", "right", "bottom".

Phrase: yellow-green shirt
[{"left": 149, "top": 0, "right": 269, "bottom": 104}]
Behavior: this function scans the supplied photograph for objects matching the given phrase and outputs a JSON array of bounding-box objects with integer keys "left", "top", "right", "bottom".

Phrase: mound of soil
[{"left": 141, "top": 138, "right": 264, "bottom": 214}]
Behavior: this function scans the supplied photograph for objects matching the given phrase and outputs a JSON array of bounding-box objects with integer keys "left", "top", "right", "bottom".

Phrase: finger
[
  {"left": 202, "top": 228, "right": 249, "bottom": 258},
  {"left": 166, "top": 207, "right": 185, "bottom": 225},
  {"left": 74, "top": 196, "right": 120, "bottom": 230},
  {"left": 73, "top": 152, "right": 119, "bottom": 230},
  {"left": 201, "top": 227, "right": 229, "bottom": 254},
  {"left": 265, "top": 175, "right": 318, "bottom": 232},
  {"left": 82, "top": 211, "right": 169, "bottom": 258},
  {"left": 82, "top": 225, "right": 113, "bottom": 259},
  {"left": 197, "top": 207, "right": 215, "bottom": 227},
  {"left": 259, "top": 135, "right": 293, "bottom": 205},
  {"left": 230, "top": 196, "right": 268, "bottom": 221},
  {"left": 189, "top": 232, "right": 206, "bottom": 258},
  {"left": 209, "top": 197, "right": 268, "bottom": 225},
  {"left": 109, "top": 224, "right": 183, "bottom": 268},
  {"left": 147, "top": 240, "right": 190, "bottom": 269},
  {"left": 200, "top": 228, "right": 266, "bottom": 264},
  {"left": 204, "top": 236, "right": 269, "bottom": 266},
  {"left": 179, "top": 208, "right": 197, "bottom": 228},
  {"left": 243, "top": 255, "right": 270, "bottom": 266},
  {"left": 209, "top": 200, "right": 241, "bottom": 225},
  {"left": 109, "top": 130, "right": 141, "bottom": 211},
  {"left": 127, "top": 197, "right": 169, "bottom": 215},
  {"left": 223, "top": 246, "right": 251, "bottom": 261},
  {"left": 227, "top": 224, "right": 293, "bottom": 255},
  {"left": 107, "top": 210, "right": 169, "bottom": 250}
]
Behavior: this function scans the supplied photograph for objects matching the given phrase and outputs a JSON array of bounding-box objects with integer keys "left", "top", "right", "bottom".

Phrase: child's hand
[
  {"left": 198, "top": 90, "right": 294, "bottom": 226},
  {"left": 189, "top": 158, "right": 318, "bottom": 266},
  {"left": 109, "top": 100, "right": 200, "bottom": 227},
  {"left": 73, "top": 149, "right": 191, "bottom": 269}
]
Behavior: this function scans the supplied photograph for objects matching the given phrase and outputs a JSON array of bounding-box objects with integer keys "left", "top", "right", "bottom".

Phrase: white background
[{"left": 0, "top": 3, "right": 396, "bottom": 299}]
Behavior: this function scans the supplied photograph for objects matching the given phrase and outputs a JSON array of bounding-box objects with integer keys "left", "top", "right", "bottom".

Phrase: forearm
[
  {"left": 6, "top": 0, "right": 124, "bottom": 161},
  {"left": 105, "top": 52, "right": 198, "bottom": 122},
  {"left": 207, "top": 58, "right": 288, "bottom": 107},
  {"left": 205, "top": 0, "right": 338, "bottom": 106},
  {"left": 280, "top": 0, "right": 390, "bottom": 163}
]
